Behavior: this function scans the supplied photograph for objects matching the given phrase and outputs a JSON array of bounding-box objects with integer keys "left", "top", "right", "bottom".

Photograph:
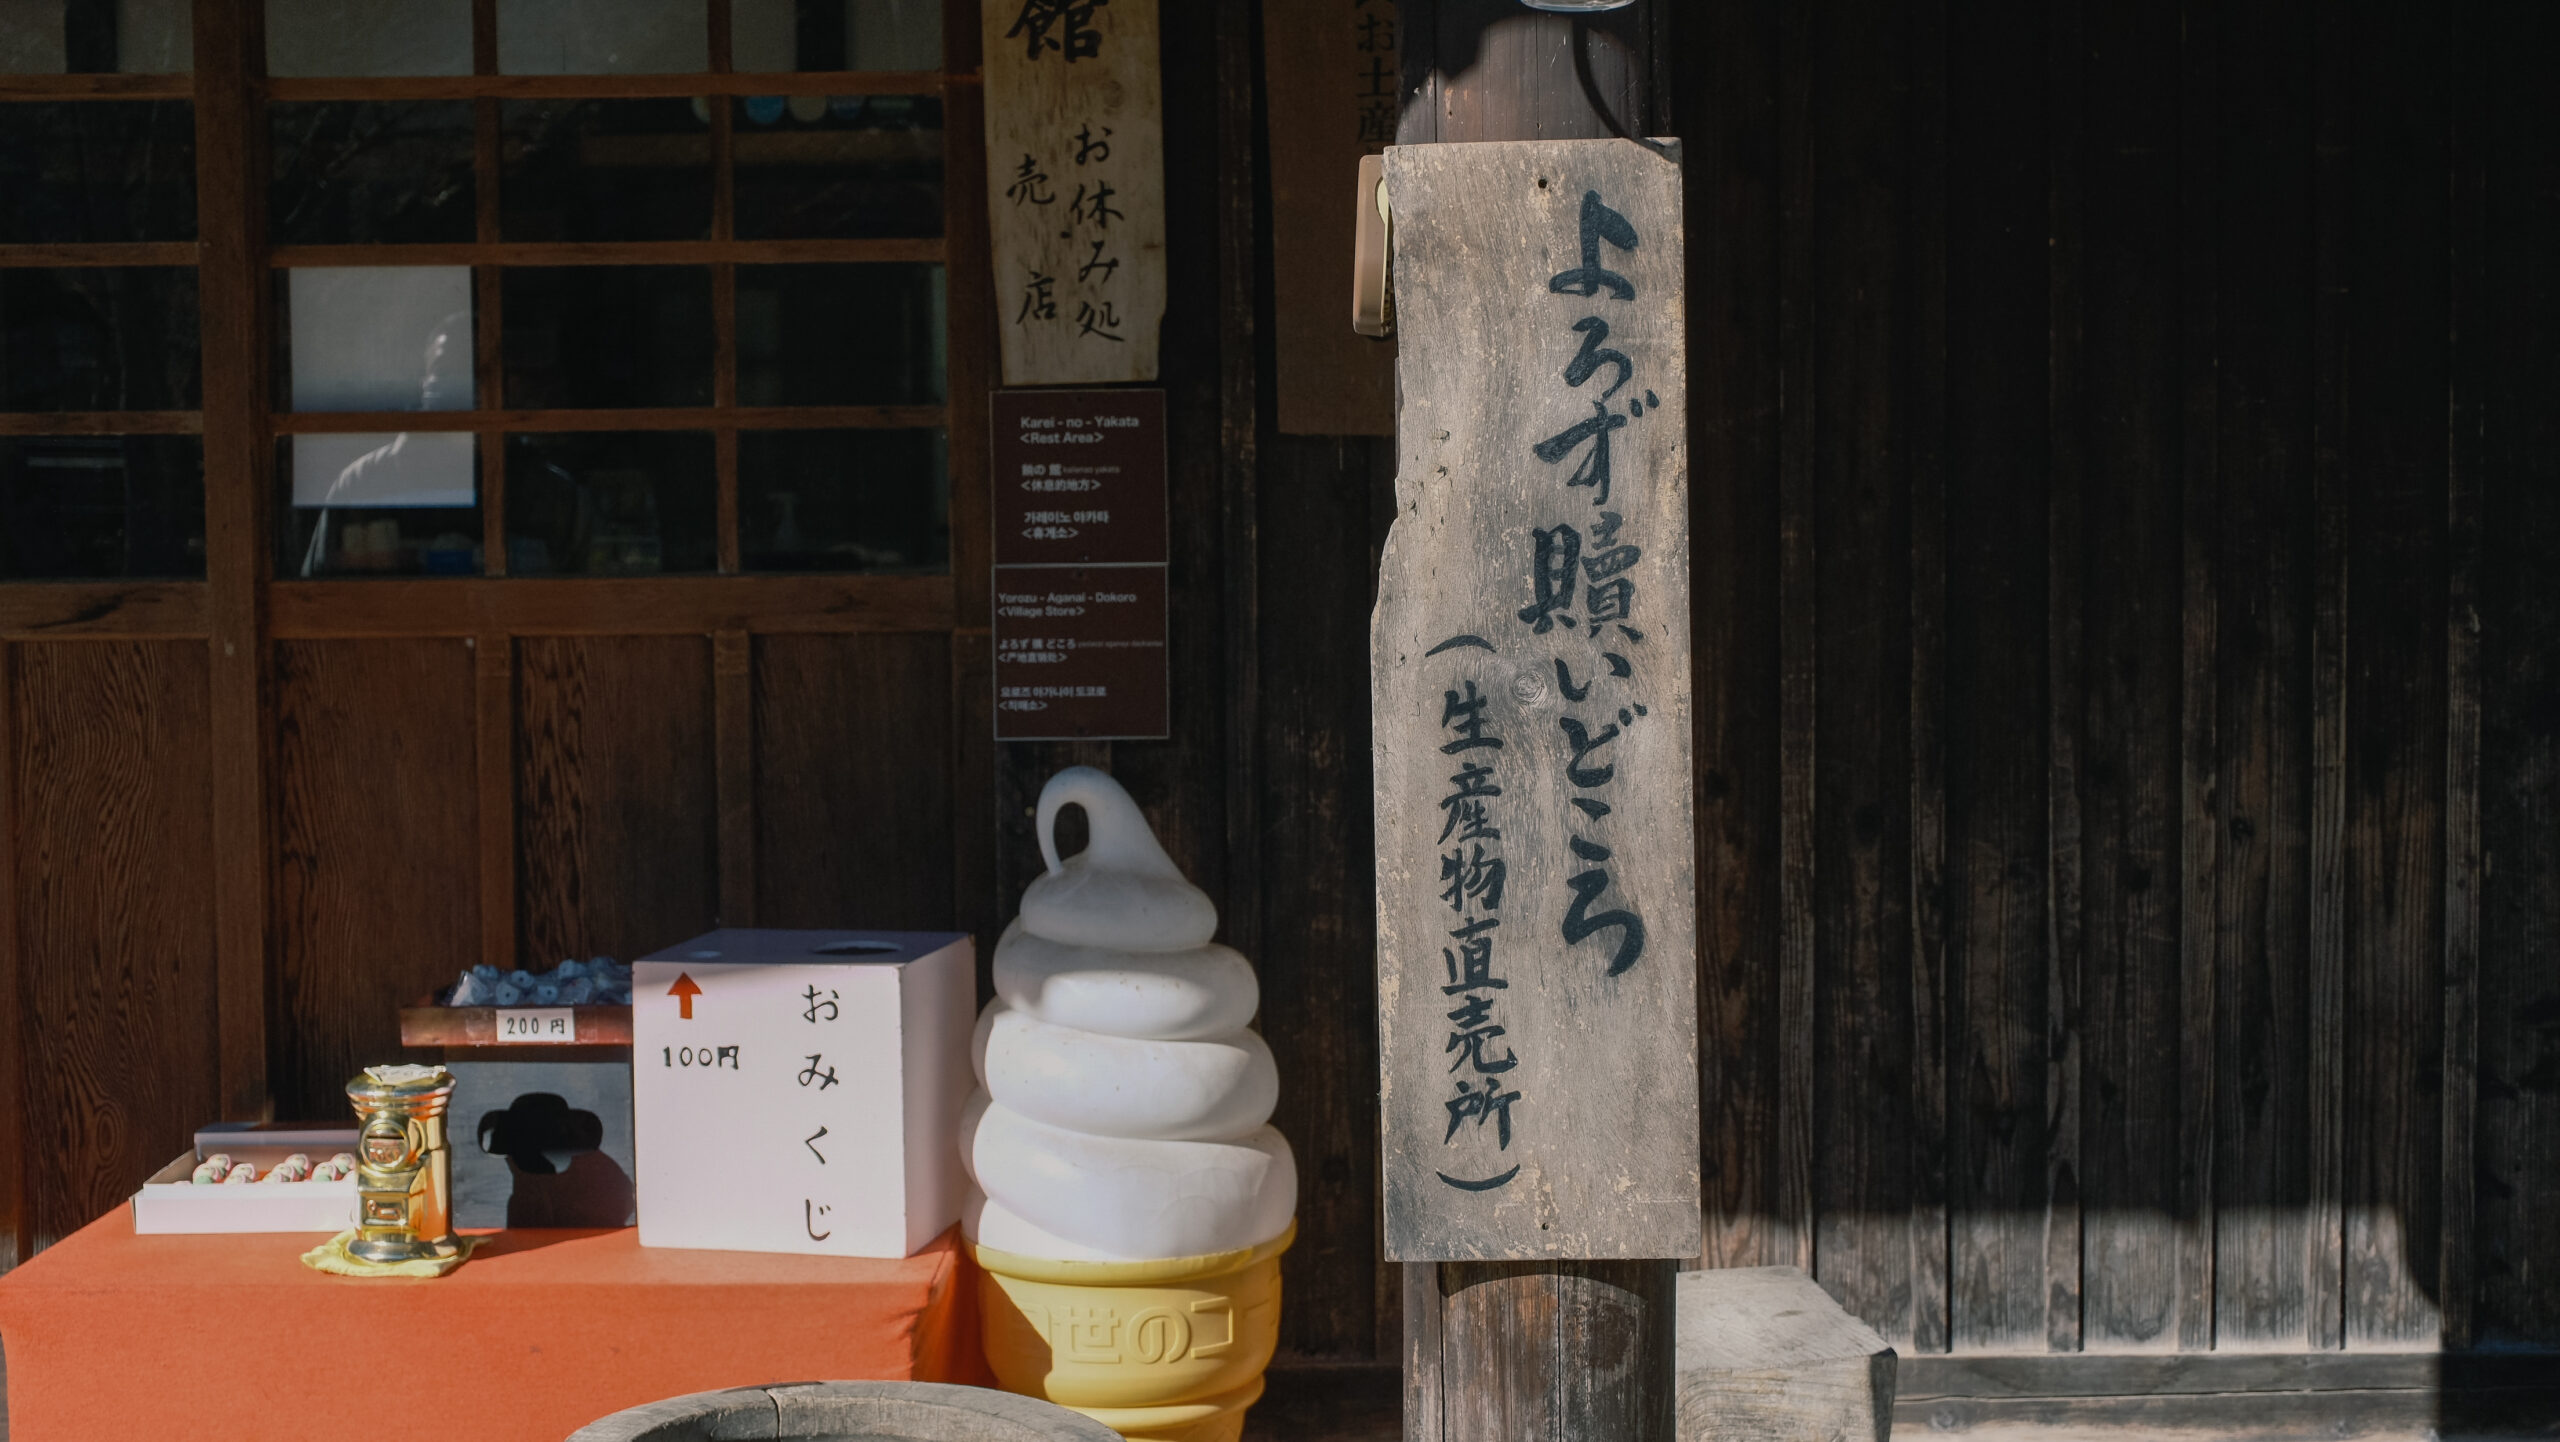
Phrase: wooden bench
[{"left": 1677, "top": 1266, "right": 1897, "bottom": 1442}]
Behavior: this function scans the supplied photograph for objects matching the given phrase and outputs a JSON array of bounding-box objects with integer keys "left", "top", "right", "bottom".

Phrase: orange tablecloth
[{"left": 0, "top": 1211, "right": 991, "bottom": 1440}]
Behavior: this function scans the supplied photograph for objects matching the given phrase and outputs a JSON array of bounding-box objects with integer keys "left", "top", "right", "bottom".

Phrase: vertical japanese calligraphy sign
[
  {"left": 1372, "top": 139, "right": 1700, "bottom": 1261},
  {"left": 981, "top": 0, "right": 1167, "bottom": 385},
  {"left": 1261, "top": 0, "right": 1398, "bottom": 435}
]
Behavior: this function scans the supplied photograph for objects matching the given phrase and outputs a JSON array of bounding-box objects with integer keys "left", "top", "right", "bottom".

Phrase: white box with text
[{"left": 633, "top": 929, "right": 973, "bottom": 1259}]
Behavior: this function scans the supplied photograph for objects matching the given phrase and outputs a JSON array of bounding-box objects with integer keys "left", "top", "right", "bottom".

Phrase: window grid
[
  {"left": 0, "top": 53, "right": 204, "bottom": 580},
  {"left": 264, "top": 0, "right": 956, "bottom": 579},
  {"left": 0, "top": 0, "right": 973, "bottom": 587}
]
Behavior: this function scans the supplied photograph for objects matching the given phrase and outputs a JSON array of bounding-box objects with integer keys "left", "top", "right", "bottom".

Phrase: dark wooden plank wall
[
  {"left": 1254, "top": 433, "right": 1398, "bottom": 1361},
  {"left": 2212, "top": 0, "right": 2319, "bottom": 1351},
  {"left": 516, "top": 637, "right": 720, "bottom": 968},
  {"left": 754, "top": 633, "right": 958, "bottom": 932},
  {"left": 5, "top": 645, "right": 217, "bottom": 1257},
  {"left": 275, "top": 629, "right": 976, "bottom": 1123},
  {"left": 1220, "top": 0, "right": 2560, "bottom": 1367},
  {"left": 0, "top": 623, "right": 975, "bottom": 1202},
  {"left": 269, "top": 640, "right": 481, "bottom": 1118},
  {"left": 2465, "top": 0, "right": 2560, "bottom": 1355},
  {"left": 1655, "top": 0, "right": 2560, "bottom": 1356}
]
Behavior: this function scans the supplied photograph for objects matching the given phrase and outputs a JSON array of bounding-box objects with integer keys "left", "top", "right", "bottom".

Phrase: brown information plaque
[
  {"left": 992, "top": 389, "right": 1169, "bottom": 566},
  {"left": 993, "top": 564, "right": 1169, "bottom": 740},
  {"left": 992, "top": 388, "right": 1170, "bottom": 742}
]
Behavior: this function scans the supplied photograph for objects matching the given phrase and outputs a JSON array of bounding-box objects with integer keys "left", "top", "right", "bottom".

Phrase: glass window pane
[
  {"left": 266, "top": 0, "right": 470, "bottom": 76},
  {"left": 497, "top": 0, "right": 706, "bottom": 74},
  {"left": 279, "top": 438, "right": 483, "bottom": 577},
  {"left": 270, "top": 101, "right": 475, "bottom": 246},
  {"left": 501, "top": 99, "right": 711, "bottom": 243},
  {"left": 739, "top": 427, "right": 944, "bottom": 573},
  {"left": 0, "top": 268, "right": 199, "bottom": 411},
  {"left": 0, "top": 4, "right": 60, "bottom": 72},
  {"left": 282, "top": 266, "right": 475, "bottom": 412},
  {"left": 0, "top": 435, "right": 203, "bottom": 578},
  {"left": 732, "top": 0, "right": 940, "bottom": 72},
  {"left": 501, "top": 266, "right": 713, "bottom": 409},
  {"left": 0, "top": 102, "right": 196, "bottom": 243},
  {"left": 111, "top": 0, "right": 192, "bottom": 71},
  {"left": 290, "top": 430, "right": 476, "bottom": 508},
  {"left": 733, "top": 93, "right": 941, "bottom": 240},
  {"left": 737, "top": 263, "right": 942, "bottom": 406},
  {"left": 0, "top": 0, "right": 192, "bottom": 73},
  {"left": 504, "top": 430, "right": 715, "bottom": 575}
]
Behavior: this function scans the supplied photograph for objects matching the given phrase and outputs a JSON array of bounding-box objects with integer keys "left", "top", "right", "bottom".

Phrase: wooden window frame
[
  {"left": 0, "top": 0, "right": 994, "bottom": 1117},
  {"left": 0, "top": 0, "right": 988, "bottom": 625}
]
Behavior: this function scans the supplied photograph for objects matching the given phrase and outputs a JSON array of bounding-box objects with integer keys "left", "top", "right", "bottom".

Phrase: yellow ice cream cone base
[
  {"left": 971, "top": 1221, "right": 1293, "bottom": 1442},
  {"left": 1070, "top": 1380, "right": 1265, "bottom": 1442}
]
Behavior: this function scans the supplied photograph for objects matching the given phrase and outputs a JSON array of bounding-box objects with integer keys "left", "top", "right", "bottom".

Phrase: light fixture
[{"left": 1517, "top": 0, "right": 1635, "bottom": 10}]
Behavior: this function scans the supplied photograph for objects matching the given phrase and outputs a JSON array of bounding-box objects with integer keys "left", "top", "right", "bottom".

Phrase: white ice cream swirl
[{"left": 960, "top": 767, "right": 1296, "bottom": 1262}]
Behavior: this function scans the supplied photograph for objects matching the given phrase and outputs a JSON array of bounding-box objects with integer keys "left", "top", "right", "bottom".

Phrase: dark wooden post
[
  {"left": 1395, "top": 0, "right": 1671, "bottom": 147},
  {"left": 1388, "top": 6, "right": 1682, "bottom": 1441}
]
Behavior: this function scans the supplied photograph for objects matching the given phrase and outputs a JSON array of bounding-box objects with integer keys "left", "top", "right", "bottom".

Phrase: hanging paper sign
[
  {"left": 981, "top": 0, "right": 1166, "bottom": 385},
  {"left": 1372, "top": 139, "right": 1700, "bottom": 1262},
  {"left": 1261, "top": 0, "right": 1398, "bottom": 435}
]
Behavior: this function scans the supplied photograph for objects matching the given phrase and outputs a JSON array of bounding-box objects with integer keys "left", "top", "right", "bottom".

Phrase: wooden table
[{"left": 0, "top": 1211, "right": 988, "bottom": 1441}]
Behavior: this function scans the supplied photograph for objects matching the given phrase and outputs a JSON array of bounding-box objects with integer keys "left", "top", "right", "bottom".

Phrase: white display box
[
  {"left": 130, "top": 1129, "right": 360, "bottom": 1235},
  {"left": 633, "top": 929, "right": 974, "bottom": 1259}
]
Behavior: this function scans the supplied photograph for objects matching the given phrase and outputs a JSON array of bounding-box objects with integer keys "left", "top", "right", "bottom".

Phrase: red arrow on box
[{"left": 668, "top": 972, "right": 702, "bottom": 1020}]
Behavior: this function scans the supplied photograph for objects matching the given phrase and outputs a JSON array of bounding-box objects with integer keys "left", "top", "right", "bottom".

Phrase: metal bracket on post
[{"left": 1351, "top": 152, "right": 1392, "bottom": 338}]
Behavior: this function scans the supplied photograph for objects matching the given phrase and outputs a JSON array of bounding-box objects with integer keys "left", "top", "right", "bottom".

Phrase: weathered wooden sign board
[
  {"left": 1373, "top": 138, "right": 1699, "bottom": 1262},
  {"left": 1261, "top": 0, "right": 1398, "bottom": 435},
  {"left": 981, "top": 0, "right": 1165, "bottom": 385}
]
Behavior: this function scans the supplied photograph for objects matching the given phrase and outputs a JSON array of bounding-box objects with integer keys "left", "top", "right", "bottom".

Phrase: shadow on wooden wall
[{"left": 1670, "top": 0, "right": 2560, "bottom": 1361}]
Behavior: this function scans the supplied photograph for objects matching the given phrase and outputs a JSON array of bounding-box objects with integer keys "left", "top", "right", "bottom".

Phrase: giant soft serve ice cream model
[{"left": 961, "top": 767, "right": 1296, "bottom": 1442}]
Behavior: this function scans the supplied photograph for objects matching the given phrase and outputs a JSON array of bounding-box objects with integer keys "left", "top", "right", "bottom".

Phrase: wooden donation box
[
  {"left": 634, "top": 930, "right": 975, "bottom": 1259},
  {"left": 1373, "top": 139, "right": 1701, "bottom": 1260}
]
